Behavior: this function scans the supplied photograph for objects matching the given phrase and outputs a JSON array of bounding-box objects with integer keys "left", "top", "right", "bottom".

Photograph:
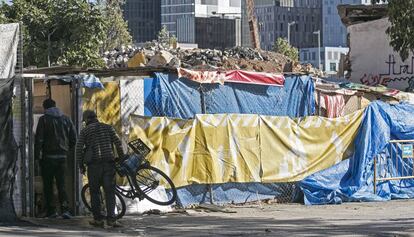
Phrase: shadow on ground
[{"left": 1, "top": 213, "right": 413, "bottom": 237}]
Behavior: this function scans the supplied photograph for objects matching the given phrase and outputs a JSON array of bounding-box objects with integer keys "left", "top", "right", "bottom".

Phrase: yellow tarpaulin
[
  {"left": 82, "top": 82, "right": 121, "bottom": 133},
  {"left": 130, "top": 111, "right": 364, "bottom": 188}
]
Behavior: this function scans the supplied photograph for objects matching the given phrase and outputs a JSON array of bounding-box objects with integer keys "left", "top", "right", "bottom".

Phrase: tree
[
  {"left": 157, "top": 25, "right": 170, "bottom": 48},
  {"left": 272, "top": 37, "right": 299, "bottom": 61},
  {"left": 98, "top": 0, "right": 132, "bottom": 51},
  {"left": 0, "top": 0, "right": 111, "bottom": 68},
  {"left": 373, "top": 0, "right": 414, "bottom": 61}
]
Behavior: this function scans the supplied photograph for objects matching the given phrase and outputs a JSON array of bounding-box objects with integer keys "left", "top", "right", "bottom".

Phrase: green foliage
[
  {"left": 0, "top": 2, "right": 7, "bottom": 24},
  {"left": 272, "top": 37, "right": 299, "bottom": 61},
  {"left": 372, "top": 0, "right": 414, "bottom": 61},
  {"left": 0, "top": 0, "right": 131, "bottom": 68},
  {"left": 386, "top": 0, "right": 414, "bottom": 61},
  {"left": 99, "top": 0, "right": 132, "bottom": 51},
  {"left": 157, "top": 25, "right": 170, "bottom": 47}
]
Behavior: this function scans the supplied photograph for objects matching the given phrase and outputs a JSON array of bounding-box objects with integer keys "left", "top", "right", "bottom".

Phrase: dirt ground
[{"left": 1, "top": 200, "right": 414, "bottom": 237}]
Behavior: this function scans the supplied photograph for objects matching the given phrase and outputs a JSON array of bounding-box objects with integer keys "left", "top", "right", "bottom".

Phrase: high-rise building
[
  {"left": 322, "top": 0, "right": 384, "bottom": 47},
  {"left": 123, "top": 0, "right": 161, "bottom": 43},
  {"left": 160, "top": 0, "right": 242, "bottom": 48},
  {"left": 250, "top": 0, "right": 322, "bottom": 50},
  {"left": 161, "top": 0, "right": 241, "bottom": 39}
]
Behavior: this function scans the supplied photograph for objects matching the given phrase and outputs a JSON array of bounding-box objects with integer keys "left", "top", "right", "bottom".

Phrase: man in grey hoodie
[{"left": 35, "top": 99, "right": 77, "bottom": 219}]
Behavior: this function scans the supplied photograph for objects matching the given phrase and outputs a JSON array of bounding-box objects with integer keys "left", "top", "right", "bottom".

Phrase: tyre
[
  {"left": 132, "top": 165, "right": 178, "bottom": 206},
  {"left": 81, "top": 183, "right": 126, "bottom": 219}
]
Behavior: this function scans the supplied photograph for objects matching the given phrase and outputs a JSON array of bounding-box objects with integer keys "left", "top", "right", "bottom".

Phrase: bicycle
[{"left": 81, "top": 139, "right": 178, "bottom": 219}]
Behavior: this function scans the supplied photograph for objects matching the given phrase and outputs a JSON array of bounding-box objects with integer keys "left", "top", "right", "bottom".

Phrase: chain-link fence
[
  {"left": 12, "top": 23, "right": 27, "bottom": 216},
  {"left": 111, "top": 76, "right": 310, "bottom": 208}
]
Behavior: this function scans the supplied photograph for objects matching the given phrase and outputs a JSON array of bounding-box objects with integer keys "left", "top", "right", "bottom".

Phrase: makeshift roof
[
  {"left": 337, "top": 4, "right": 388, "bottom": 27},
  {"left": 23, "top": 66, "right": 177, "bottom": 77}
]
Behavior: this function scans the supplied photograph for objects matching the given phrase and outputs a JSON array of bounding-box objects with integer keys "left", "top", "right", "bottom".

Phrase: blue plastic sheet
[
  {"left": 300, "top": 101, "right": 414, "bottom": 205},
  {"left": 172, "top": 183, "right": 299, "bottom": 208},
  {"left": 143, "top": 73, "right": 315, "bottom": 206},
  {"left": 79, "top": 74, "right": 104, "bottom": 89},
  {"left": 144, "top": 73, "right": 315, "bottom": 118},
  {"left": 144, "top": 73, "right": 201, "bottom": 118}
]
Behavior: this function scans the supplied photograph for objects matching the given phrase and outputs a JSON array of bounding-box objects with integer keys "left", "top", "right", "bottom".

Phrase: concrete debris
[
  {"left": 147, "top": 50, "right": 178, "bottom": 67},
  {"left": 102, "top": 41, "right": 322, "bottom": 75}
]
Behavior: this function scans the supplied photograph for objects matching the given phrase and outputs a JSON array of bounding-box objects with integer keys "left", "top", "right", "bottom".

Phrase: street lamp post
[
  {"left": 313, "top": 30, "right": 321, "bottom": 70},
  {"left": 287, "top": 21, "right": 296, "bottom": 45}
]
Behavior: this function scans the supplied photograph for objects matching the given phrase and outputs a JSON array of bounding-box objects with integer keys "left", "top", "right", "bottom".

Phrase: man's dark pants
[
  {"left": 87, "top": 161, "right": 116, "bottom": 222},
  {"left": 41, "top": 158, "right": 69, "bottom": 216}
]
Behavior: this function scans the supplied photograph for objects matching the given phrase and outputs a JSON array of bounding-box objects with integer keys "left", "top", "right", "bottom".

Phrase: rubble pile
[
  {"left": 102, "top": 42, "right": 321, "bottom": 75},
  {"left": 102, "top": 45, "right": 140, "bottom": 68}
]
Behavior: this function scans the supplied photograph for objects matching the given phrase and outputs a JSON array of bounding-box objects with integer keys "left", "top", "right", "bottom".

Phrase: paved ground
[{"left": 1, "top": 200, "right": 414, "bottom": 236}]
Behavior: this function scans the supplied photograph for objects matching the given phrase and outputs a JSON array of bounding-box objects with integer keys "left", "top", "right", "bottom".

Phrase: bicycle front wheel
[
  {"left": 81, "top": 183, "right": 126, "bottom": 219},
  {"left": 132, "top": 166, "right": 177, "bottom": 206}
]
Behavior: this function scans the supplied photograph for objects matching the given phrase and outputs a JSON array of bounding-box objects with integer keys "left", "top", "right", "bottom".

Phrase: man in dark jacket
[
  {"left": 35, "top": 99, "right": 77, "bottom": 219},
  {"left": 75, "top": 110, "right": 125, "bottom": 228}
]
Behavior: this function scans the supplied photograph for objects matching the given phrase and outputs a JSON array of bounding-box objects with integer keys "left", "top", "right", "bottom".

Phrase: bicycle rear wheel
[
  {"left": 132, "top": 166, "right": 177, "bottom": 206},
  {"left": 81, "top": 183, "right": 126, "bottom": 219}
]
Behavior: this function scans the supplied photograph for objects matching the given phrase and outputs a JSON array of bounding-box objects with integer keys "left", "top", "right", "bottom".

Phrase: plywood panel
[{"left": 51, "top": 85, "right": 71, "bottom": 117}]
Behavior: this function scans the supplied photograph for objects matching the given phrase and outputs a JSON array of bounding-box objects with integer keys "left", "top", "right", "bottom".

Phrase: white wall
[
  {"left": 194, "top": 0, "right": 241, "bottom": 18},
  {"left": 300, "top": 47, "right": 348, "bottom": 73},
  {"left": 349, "top": 17, "right": 414, "bottom": 91}
]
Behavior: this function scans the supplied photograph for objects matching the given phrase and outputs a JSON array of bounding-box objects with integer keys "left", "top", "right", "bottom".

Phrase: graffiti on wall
[{"left": 360, "top": 54, "right": 414, "bottom": 91}]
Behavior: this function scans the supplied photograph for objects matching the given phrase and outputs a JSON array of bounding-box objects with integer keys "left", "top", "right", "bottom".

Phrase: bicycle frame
[{"left": 114, "top": 162, "right": 151, "bottom": 201}]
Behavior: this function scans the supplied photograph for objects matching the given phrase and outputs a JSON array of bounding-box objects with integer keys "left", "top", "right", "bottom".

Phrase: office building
[
  {"left": 161, "top": 0, "right": 241, "bottom": 48},
  {"left": 123, "top": 0, "right": 161, "bottom": 43},
  {"left": 252, "top": 0, "right": 322, "bottom": 50},
  {"left": 322, "top": 0, "right": 386, "bottom": 47},
  {"left": 161, "top": 0, "right": 241, "bottom": 40},
  {"left": 300, "top": 46, "right": 349, "bottom": 74}
]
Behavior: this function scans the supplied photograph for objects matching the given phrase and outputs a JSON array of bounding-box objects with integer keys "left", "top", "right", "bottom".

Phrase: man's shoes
[
  {"left": 47, "top": 213, "right": 58, "bottom": 219},
  {"left": 89, "top": 220, "right": 105, "bottom": 228},
  {"left": 61, "top": 211, "right": 72, "bottom": 219},
  {"left": 107, "top": 220, "right": 123, "bottom": 228}
]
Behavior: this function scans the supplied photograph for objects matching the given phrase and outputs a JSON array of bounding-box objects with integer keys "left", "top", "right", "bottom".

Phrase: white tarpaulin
[{"left": 0, "top": 23, "right": 19, "bottom": 79}]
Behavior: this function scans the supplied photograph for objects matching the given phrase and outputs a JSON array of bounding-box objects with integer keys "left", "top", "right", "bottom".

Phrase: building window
[
  {"left": 312, "top": 52, "right": 316, "bottom": 60},
  {"left": 304, "top": 52, "right": 308, "bottom": 61},
  {"left": 328, "top": 51, "right": 332, "bottom": 60},
  {"left": 334, "top": 52, "right": 339, "bottom": 60},
  {"left": 330, "top": 63, "right": 336, "bottom": 71},
  {"left": 229, "top": 0, "right": 240, "bottom": 7},
  {"left": 201, "top": 0, "right": 218, "bottom": 5}
]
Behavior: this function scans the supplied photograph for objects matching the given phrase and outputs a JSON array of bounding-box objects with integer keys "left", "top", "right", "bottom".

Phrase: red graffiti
[{"left": 360, "top": 73, "right": 381, "bottom": 86}]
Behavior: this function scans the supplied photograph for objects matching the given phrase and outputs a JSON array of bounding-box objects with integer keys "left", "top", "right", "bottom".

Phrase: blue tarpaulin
[
  {"left": 300, "top": 101, "right": 414, "bottom": 205},
  {"left": 145, "top": 73, "right": 315, "bottom": 118},
  {"left": 144, "top": 73, "right": 201, "bottom": 118},
  {"left": 144, "top": 72, "right": 315, "bottom": 206}
]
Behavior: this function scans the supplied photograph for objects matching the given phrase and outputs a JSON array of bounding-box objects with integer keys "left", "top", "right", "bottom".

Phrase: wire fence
[
  {"left": 115, "top": 78, "right": 309, "bottom": 207},
  {"left": 12, "top": 23, "right": 27, "bottom": 216}
]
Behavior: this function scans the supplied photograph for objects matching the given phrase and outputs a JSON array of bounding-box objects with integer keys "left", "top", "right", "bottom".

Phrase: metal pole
[
  {"left": 318, "top": 30, "right": 321, "bottom": 70},
  {"left": 317, "top": 90, "right": 321, "bottom": 116},
  {"left": 374, "top": 156, "right": 377, "bottom": 194},
  {"left": 198, "top": 85, "right": 213, "bottom": 204},
  {"left": 72, "top": 79, "right": 80, "bottom": 216},
  {"left": 27, "top": 78, "right": 34, "bottom": 217},
  {"left": 18, "top": 23, "right": 27, "bottom": 216},
  {"left": 287, "top": 21, "right": 295, "bottom": 46},
  {"left": 287, "top": 24, "right": 290, "bottom": 45}
]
